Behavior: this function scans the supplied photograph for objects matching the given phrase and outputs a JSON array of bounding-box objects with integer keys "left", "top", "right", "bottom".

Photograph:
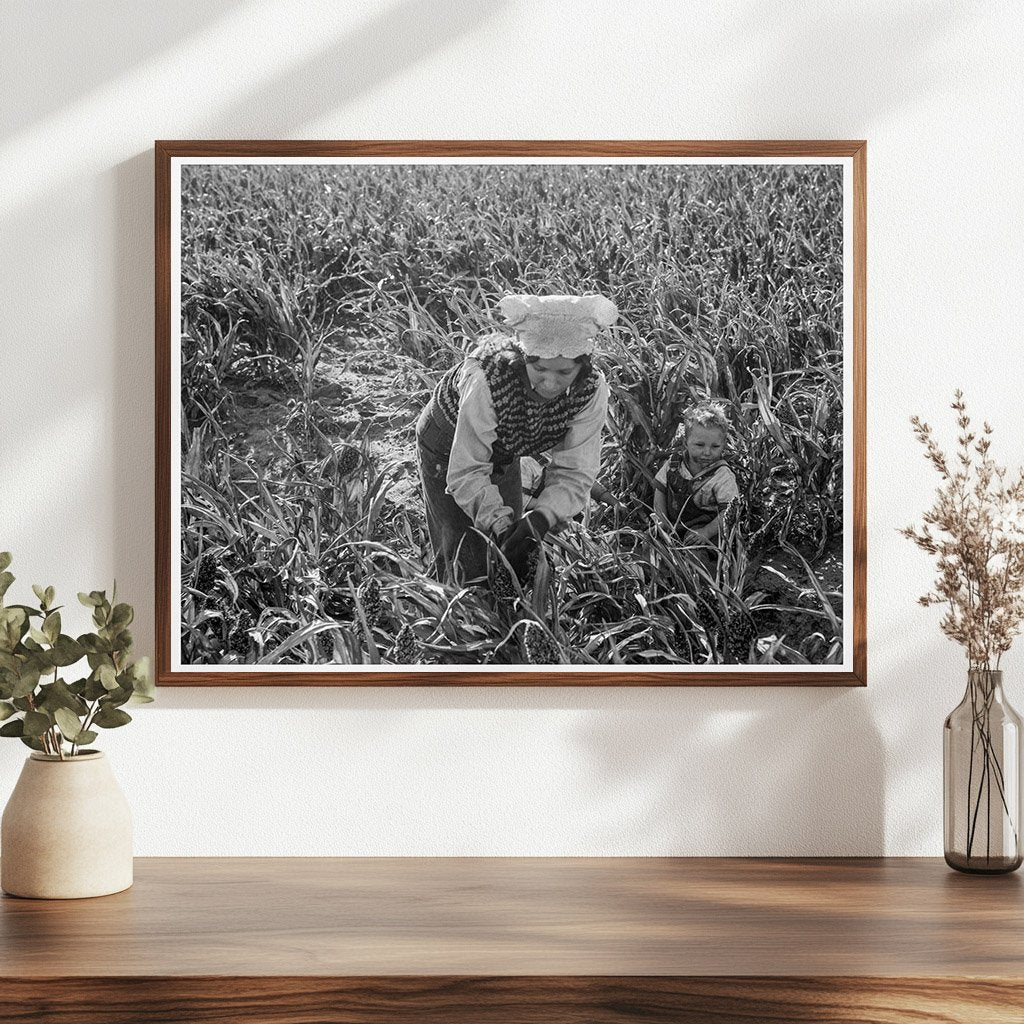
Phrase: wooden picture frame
[{"left": 156, "top": 140, "right": 866, "bottom": 686}]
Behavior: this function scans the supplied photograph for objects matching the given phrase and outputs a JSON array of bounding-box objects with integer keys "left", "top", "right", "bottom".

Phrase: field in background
[{"left": 178, "top": 162, "right": 845, "bottom": 667}]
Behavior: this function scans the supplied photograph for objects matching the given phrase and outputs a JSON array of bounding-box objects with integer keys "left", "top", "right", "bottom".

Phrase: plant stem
[
  {"left": 964, "top": 672, "right": 1019, "bottom": 862},
  {"left": 966, "top": 681, "right": 979, "bottom": 853},
  {"left": 988, "top": 748, "right": 992, "bottom": 861},
  {"left": 53, "top": 665, "right": 64, "bottom": 760}
]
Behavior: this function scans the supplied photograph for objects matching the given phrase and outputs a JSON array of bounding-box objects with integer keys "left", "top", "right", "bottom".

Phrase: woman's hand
[
  {"left": 590, "top": 482, "right": 623, "bottom": 510},
  {"left": 490, "top": 516, "right": 514, "bottom": 546},
  {"left": 500, "top": 511, "right": 551, "bottom": 581}
]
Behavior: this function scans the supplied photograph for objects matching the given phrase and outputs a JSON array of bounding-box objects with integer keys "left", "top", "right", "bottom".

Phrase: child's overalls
[{"left": 664, "top": 455, "right": 727, "bottom": 531}]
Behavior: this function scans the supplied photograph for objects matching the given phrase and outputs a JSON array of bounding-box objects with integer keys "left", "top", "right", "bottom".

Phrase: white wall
[{"left": 2, "top": 0, "right": 1022, "bottom": 855}]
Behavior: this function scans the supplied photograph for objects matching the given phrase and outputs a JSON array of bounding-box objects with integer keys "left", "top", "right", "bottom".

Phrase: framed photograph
[{"left": 156, "top": 141, "right": 865, "bottom": 686}]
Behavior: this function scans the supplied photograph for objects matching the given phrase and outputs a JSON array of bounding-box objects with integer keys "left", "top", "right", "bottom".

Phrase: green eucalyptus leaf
[
  {"left": 0, "top": 651, "right": 19, "bottom": 673},
  {"left": 28, "top": 627, "right": 49, "bottom": 646},
  {"left": 19, "top": 734, "right": 45, "bottom": 751},
  {"left": 129, "top": 657, "right": 154, "bottom": 699},
  {"left": 36, "top": 679, "right": 89, "bottom": 717},
  {"left": 9, "top": 604, "right": 42, "bottom": 620},
  {"left": 110, "top": 603, "right": 134, "bottom": 629},
  {"left": 0, "top": 552, "right": 11, "bottom": 573},
  {"left": 22, "top": 710, "right": 51, "bottom": 738},
  {"left": 16, "top": 655, "right": 49, "bottom": 679},
  {"left": 83, "top": 675, "right": 107, "bottom": 701},
  {"left": 17, "top": 651, "right": 50, "bottom": 675},
  {"left": 92, "top": 705, "right": 132, "bottom": 729},
  {"left": 77, "top": 634, "right": 103, "bottom": 654},
  {"left": 0, "top": 607, "right": 27, "bottom": 651},
  {"left": 32, "top": 584, "right": 47, "bottom": 608},
  {"left": 78, "top": 592, "right": 100, "bottom": 607},
  {"left": 0, "top": 700, "right": 15, "bottom": 721},
  {"left": 36, "top": 652, "right": 60, "bottom": 670},
  {"left": 12, "top": 697, "right": 33, "bottom": 712},
  {"left": 42, "top": 611, "right": 61, "bottom": 643},
  {"left": 103, "top": 629, "right": 126, "bottom": 654},
  {"left": 53, "top": 706, "right": 84, "bottom": 740},
  {"left": 20, "top": 652, "right": 45, "bottom": 674},
  {"left": 112, "top": 628, "right": 134, "bottom": 655},
  {"left": 98, "top": 664, "right": 118, "bottom": 690},
  {"left": 0, "top": 572, "right": 14, "bottom": 602},
  {"left": 75, "top": 730, "right": 98, "bottom": 746},
  {"left": 0, "top": 718, "right": 25, "bottom": 737},
  {"left": 50, "top": 635, "right": 86, "bottom": 667},
  {"left": 104, "top": 685, "right": 131, "bottom": 708},
  {"left": 83, "top": 637, "right": 113, "bottom": 659},
  {"left": 44, "top": 586, "right": 55, "bottom": 608},
  {"left": 12, "top": 666, "right": 41, "bottom": 699}
]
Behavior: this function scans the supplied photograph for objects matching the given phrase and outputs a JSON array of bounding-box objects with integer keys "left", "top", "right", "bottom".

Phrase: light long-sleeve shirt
[{"left": 445, "top": 360, "right": 609, "bottom": 537}]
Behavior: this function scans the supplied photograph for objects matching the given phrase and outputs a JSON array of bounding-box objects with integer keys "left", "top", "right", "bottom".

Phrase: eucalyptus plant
[{"left": 0, "top": 553, "right": 153, "bottom": 759}]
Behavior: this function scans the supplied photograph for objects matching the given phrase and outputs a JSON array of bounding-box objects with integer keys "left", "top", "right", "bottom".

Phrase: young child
[{"left": 653, "top": 402, "right": 739, "bottom": 546}]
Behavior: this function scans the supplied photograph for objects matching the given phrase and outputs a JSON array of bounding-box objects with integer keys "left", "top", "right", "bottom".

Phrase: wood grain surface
[
  {"left": 2, "top": 857, "right": 1021, "bottom": 1022},
  {"left": 3, "top": 857, "right": 1022, "bottom": 976},
  {"left": 0, "top": 976, "right": 1022, "bottom": 1024}
]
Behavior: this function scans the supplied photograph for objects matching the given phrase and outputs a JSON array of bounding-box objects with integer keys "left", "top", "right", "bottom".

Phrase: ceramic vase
[{"left": 1, "top": 750, "right": 133, "bottom": 898}]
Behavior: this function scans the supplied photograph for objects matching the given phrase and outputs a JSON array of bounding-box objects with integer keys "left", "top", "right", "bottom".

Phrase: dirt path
[
  {"left": 220, "top": 340, "right": 434, "bottom": 525},
  {"left": 313, "top": 340, "right": 435, "bottom": 515}
]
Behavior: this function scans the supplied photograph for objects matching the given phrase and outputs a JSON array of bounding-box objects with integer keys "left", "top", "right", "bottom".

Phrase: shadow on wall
[
  {"left": 571, "top": 686, "right": 885, "bottom": 856},
  {"left": 138, "top": 678, "right": 885, "bottom": 856},
  {"left": 879, "top": 634, "right": 977, "bottom": 856},
  {"left": 6, "top": 0, "right": 969, "bottom": 142},
  {"left": 0, "top": 1, "right": 245, "bottom": 140},
  {"left": 722, "top": 0, "right": 972, "bottom": 131},
  {"left": 1, "top": 0, "right": 505, "bottom": 140},
  {"left": 112, "top": 150, "right": 157, "bottom": 659},
  {"left": 201, "top": 0, "right": 505, "bottom": 137}
]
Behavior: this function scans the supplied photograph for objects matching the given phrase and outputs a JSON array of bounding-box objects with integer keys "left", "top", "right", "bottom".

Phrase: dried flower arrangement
[
  {"left": 902, "top": 391, "right": 1024, "bottom": 871},
  {"left": 902, "top": 391, "right": 1024, "bottom": 670}
]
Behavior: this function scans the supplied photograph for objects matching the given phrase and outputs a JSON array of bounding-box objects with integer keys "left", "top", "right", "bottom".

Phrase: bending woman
[{"left": 416, "top": 293, "right": 617, "bottom": 584}]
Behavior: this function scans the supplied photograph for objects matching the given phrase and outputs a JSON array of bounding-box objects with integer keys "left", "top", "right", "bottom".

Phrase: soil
[
  {"left": 749, "top": 540, "right": 844, "bottom": 657},
  {"left": 222, "top": 340, "right": 433, "bottom": 518}
]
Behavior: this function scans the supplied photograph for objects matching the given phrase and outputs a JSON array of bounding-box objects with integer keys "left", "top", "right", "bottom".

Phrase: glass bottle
[{"left": 944, "top": 669, "right": 1022, "bottom": 873}]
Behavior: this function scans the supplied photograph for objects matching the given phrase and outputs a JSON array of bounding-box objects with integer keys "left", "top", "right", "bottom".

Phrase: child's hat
[{"left": 497, "top": 294, "right": 618, "bottom": 359}]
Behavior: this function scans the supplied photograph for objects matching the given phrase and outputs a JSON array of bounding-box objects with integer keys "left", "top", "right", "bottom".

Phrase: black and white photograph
[{"left": 161, "top": 144, "right": 862, "bottom": 682}]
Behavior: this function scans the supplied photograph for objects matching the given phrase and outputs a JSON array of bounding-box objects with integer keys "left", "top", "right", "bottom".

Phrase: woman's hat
[{"left": 497, "top": 294, "right": 618, "bottom": 359}]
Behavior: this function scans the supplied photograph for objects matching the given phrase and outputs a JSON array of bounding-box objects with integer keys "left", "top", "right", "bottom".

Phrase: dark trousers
[{"left": 416, "top": 403, "right": 522, "bottom": 585}]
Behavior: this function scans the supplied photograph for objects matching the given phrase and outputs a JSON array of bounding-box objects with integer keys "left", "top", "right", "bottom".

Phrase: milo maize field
[{"left": 178, "top": 160, "right": 846, "bottom": 669}]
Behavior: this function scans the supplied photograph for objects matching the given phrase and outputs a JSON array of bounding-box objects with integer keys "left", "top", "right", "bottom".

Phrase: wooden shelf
[{"left": 2, "top": 857, "right": 1022, "bottom": 1022}]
